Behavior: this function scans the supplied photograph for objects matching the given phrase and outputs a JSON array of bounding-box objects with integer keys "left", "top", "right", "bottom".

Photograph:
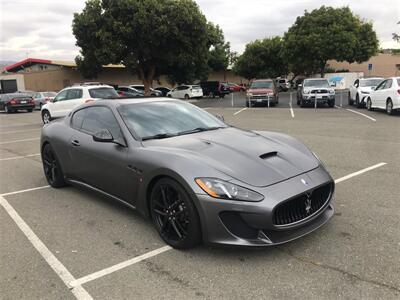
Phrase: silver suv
[{"left": 297, "top": 78, "right": 335, "bottom": 108}]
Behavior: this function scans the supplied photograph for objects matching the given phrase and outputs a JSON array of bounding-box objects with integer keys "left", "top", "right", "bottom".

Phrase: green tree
[
  {"left": 283, "top": 6, "right": 379, "bottom": 76},
  {"left": 207, "top": 25, "right": 230, "bottom": 72},
  {"left": 233, "top": 37, "right": 288, "bottom": 80},
  {"left": 393, "top": 21, "right": 400, "bottom": 43},
  {"left": 72, "top": 0, "right": 218, "bottom": 94}
]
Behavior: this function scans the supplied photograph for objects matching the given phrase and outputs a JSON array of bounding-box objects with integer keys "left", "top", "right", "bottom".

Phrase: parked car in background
[
  {"left": 297, "top": 78, "right": 335, "bottom": 108},
  {"left": 167, "top": 85, "right": 203, "bottom": 99},
  {"left": 239, "top": 83, "right": 247, "bottom": 91},
  {"left": 32, "top": 91, "right": 57, "bottom": 109},
  {"left": 199, "top": 81, "right": 230, "bottom": 98},
  {"left": 348, "top": 77, "right": 384, "bottom": 107},
  {"left": 0, "top": 93, "right": 35, "bottom": 113},
  {"left": 130, "top": 85, "right": 162, "bottom": 96},
  {"left": 116, "top": 86, "right": 144, "bottom": 97},
  {"left": 276, "top": 78, "right": 291, "bottom": 91},
  {"left": 227, "top": 83, "right": 242, "bottom": 92},
  {"left": 154, "top": 86, "right": 171, "bottom": 97},
  {"left": 41, "top": 83, "right": 119, "bottom": 124},
  {"left": 366, "top": 77, "right": 400, "bottom": 115},
  {"left": 246, "top": 79, "right": 278, "bottom": 107}
]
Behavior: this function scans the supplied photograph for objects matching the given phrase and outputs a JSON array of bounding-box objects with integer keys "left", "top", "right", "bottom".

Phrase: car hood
[
  {"left": 248, "top": 88, "right": 273, "bottom": 94},
  {"left": 143, "top": 128, "right": 318, "bottom": 187},
  {"left": 360, "top": 87, "right": 375, "bottom": 92},
  {"left": 303, "top": 87, "right": 333, "bottom": 93}
]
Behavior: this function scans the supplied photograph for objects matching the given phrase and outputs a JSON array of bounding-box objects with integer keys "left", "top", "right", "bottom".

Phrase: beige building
[
  {"left": 328, "top": 53, "right": 400, "bottom": 78},
  {"left": 0, "top": 58, "right": 246, "bottom": 93}
]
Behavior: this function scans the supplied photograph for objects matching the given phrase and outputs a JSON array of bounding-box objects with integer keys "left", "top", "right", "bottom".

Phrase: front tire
[
  {"left": 42, "top": 144, "right": 67, "bottom": 188},
  {"left": 355, "top": 94, "right": 361, "bottom": 108},
  {"left": 150, "top": 178, "right": 201, "bottom": 249},
  {"left": 184, "top": 94, "right": 189, "bottom": 100},
  {"left": 42, "top": 110, "right": 52, "bottom": 124},
  {"left": 386, "top": 99, "right": 394, "bottom": 115},
  {"left": 367, "top": 98, "right": 373, "bottom": 111}
]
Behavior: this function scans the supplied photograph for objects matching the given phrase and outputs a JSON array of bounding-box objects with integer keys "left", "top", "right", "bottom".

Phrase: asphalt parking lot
[{"left": 1, "top": 92, "right": 399, "bottom": 299}]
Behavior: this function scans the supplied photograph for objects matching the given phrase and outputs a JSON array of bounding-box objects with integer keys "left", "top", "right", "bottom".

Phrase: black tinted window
[
  {"left": 385, "top": 79, "right": 392, "bottom": 89},
  {"left": 81, "top": 106, "right": 121, "bottom": 139},
  {"left": 89, "top": 88, "right": 119, "bottom": 99},
  {"left": 67, "top": 89, "right": 83, "bottom": 100},
  {"left": 71, "top": 109, "right": 86, "bottom": 130},
  {"left": 54, "top": 90, "right": 68, "bottom": 102}
]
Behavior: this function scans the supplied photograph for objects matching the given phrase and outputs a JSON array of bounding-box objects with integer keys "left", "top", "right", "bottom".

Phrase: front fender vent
[{"left": 259, "top": 151, "right": 278, "bottom": 159}]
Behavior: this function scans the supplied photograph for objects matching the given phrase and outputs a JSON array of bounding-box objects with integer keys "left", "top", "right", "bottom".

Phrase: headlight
[
  {"left": 361, "top": 91, "right": 370, "bottom": 94},
  {"left": 195, "top": 178, "right": 264, "bottom": 202},
  {"left": 246, "top": 93, "right": 253, "bottom": 97},
  {"left": 303, "top": 90, "right": 310, "bottom": 94},
  {"left": 329, "top": 90, "right": 335, "bottom": 94}
]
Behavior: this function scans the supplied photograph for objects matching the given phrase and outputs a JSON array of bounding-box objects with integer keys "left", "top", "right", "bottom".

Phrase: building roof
[{"left": 3, "top": 58, "right": 125, "bottom": 72}]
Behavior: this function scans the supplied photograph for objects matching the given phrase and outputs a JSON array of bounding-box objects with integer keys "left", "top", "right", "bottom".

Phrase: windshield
[
  {"left": 118, "top": 101, "right": 227, "bottom": 140},
  {"left": 304, "top": 80, "right": 329, "bottom": 87},
  {"left": 89, "top": 88, "right": 119, "bottom": 99},
  {"left": 250, "top": 81, "right": 273, "bottom": 89},
  {"left": 360, "top": 79, "right": 383, "bottom": 87}
]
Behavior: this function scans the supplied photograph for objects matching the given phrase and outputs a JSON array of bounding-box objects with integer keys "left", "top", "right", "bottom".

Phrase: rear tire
[
  {"left": 150, "top": 178, "right": 201, "bottom": 249},
  {"left": 184, "top": 94, "right": 189, "bottom": 100},
  {"left": 42, "top": 144, "right": 67, "bottom": 188},
  {"left": 27, "top": 109, "right": 33, "bottom": 112},
  {"left": 355, "top": 94, "right": 361, "bottom": 108},
  {"left": 42, "top": 110, "right": 52, "bottom": 124}
]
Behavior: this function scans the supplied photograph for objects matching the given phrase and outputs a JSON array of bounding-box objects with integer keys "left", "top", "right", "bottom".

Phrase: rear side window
[
  {"left": 71, "top": 109, "right": 86, "bottom": 130},
  {"left": 81, "top": 106, "right": 122, "bottom": 139},
  {"left": 67, "top": 89, "right": 83, "bottom": 100},
  {"left": 89, "top": 88, "right": 119, "bottom": 99},
  {"left": 384, "top": 79, "right": 392, "bottom": 89}
]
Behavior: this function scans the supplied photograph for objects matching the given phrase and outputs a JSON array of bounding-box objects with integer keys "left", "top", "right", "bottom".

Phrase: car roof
[
  {"left": 86, "top": 97, "right": 177, "bottom": 107},
  {"left": 304, "top": 78, "right": 328, "bottom": 81},
  {"left": 63, "top": 85, "right": 113, "bottom": 90},
  {"left": 360, "top": 77, "right": 384, "bottom": 80},
  {"left": 253, "top": 79, "right": 273, "bottom": 82}
]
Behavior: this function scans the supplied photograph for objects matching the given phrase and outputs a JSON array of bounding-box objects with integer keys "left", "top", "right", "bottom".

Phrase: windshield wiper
[
  {"left": 177, "top": 126, "right": 224, "bottom": 136},
  {"left": 141, "top": 133, "right": 177, "bottom": 141}
]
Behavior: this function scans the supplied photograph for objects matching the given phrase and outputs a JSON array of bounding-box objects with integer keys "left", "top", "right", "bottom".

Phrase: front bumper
[
  {"left": 7, "top": 104, "right": 35, "bottom": 111},
  {"left": 302, "top": 94, "right": 335, "bottom": 104},
  {"left": 248, "top": 95, "right": 277, "bottom": 105},
  {"left": 196, "top": 166, "right": 334, "bottom": 247}
]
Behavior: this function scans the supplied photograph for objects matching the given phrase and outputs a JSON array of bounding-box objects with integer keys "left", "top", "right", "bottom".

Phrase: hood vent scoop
[{"left": 260, "top": 151, "right": 278, "bottom": 159}]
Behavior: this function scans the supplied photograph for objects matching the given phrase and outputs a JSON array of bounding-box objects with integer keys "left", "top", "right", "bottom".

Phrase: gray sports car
[{"left": 40, "top": 98, "right": 334, "bottom": 249}]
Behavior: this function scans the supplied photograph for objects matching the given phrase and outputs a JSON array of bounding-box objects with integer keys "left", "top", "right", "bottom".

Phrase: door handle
[{"left": 71, "top": 140, "right": 80, "bottom": 146}]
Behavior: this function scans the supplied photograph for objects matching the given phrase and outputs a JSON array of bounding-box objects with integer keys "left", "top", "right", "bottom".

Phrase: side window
[
  {"left": 34, "top": 93, "right": 41, "bottom": 99},
  {"left": 81, "top": 106, "right": 122, "bottom": 139},
  {"left": 66, "top": 89, "right": 83, "bottom": 100},
  {"left": 375, "top": 80, "right": 386, "bottom": 91},
  {"left": 53, "top": 90, "right": 68, "bottom": 102},
  {"left": 384, "top": 79, "right": 392, "bottom": 89},
  {"left": 71, "top": 108, "right": 86, "bottom": 130}
]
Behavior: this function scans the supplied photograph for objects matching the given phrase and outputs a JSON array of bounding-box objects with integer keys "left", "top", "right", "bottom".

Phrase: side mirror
[
  {"left": 215, "top": 114, "right": 224, "bottom": 122},
  {"left": 330, "top": 82, "right": 335, "bottom": 87},
  {"left": 298, "top": 84, "right": 302, "bottom": 87},
  {"left": 93, "top": 129, "right": 114, "bottom": 143}
]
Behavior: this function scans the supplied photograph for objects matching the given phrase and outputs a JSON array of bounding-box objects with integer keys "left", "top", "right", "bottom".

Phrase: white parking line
[
  {"left": 334, "top": 162, "right": 386, "bottom": 184},
  {"left": 233, "top": 107, "right": 247, "bottom": 115},
  {"left": 0, "top": 185, "right": 50, "bottom": 197},
  {"left": 0, "top": 195, "right": 93, "bottom": 300},
  {"left": 345, "top": 109, "right": 376, "bottom": 122},
  {"left": 289, "top": 102, "right": 295, "bottom": 118},
  {"left": 0, "top": 137, "right": 40, "bottom": 145},
  {"left": 0, "top": 128, "right": 41, "bottom": 135},
  {"left": 69, "top": 246, "right": 172, "bottom": 287},
  {"left": 0, "top": 153, "right": 40, "bottom": 161}
]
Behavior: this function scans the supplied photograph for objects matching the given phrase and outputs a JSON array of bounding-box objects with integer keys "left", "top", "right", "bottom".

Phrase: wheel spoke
[
  {"left": 175, "top": 220, "right": 187, "bottom": 236},
  {"left": 160, "top": 186, "right": 168, "bottom": 206},
  {"left": 170, "top": 220, "right": 182, "bottom": 239},
  {"left": 154, "top": 209, "right": 167, "bottom": 216},
  {"left": 51, "top": 165, "right": 56, "bottom": 181}
]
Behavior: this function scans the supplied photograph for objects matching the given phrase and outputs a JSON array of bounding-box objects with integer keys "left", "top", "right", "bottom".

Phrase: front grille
[
  {"left": 250, "top": 94, "right": 271, "bottom": 100},
  {"left": 273, "top": 182, "right": 333, "bottom": 226},
  {"left": 311, "top": 89, "right": 328, "bottom": 94}
]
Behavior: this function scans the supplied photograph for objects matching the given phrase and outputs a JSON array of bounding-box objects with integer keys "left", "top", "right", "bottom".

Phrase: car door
[
  {"left": 382, "top": 79, "right": 393, "bottom": 108},
  {"left": 371, "top": 80, "right": 387, "bottom": 108},
  {"left": 68, "top": 106, "right": 135, "bottom": 201},
  {"left": 50, "top": 90, "right": 68, "bottom": 117},
  {"left": 62, "top": 88, "right": 84, "bottom": 115}
]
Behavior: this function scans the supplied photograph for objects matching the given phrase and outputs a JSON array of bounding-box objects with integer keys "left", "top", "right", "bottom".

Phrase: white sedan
[
  {"left": 167, "top": 85, "right": 203, "bottom": 100},
  {"left": 366, "top": 77, "right": 400, "bottom": 115},
  {"left": 348, "top": 77, "right": 383, "bottom": 107}
]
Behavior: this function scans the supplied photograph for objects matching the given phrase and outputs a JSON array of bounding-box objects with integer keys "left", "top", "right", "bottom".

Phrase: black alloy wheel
[
  {"left": 42, "top": 110, "right": 52, "bottom": 124},
  {"left": 355, "top": 94, "right": 360, "bottom": 108},
  {"left": 42, "top": 144, "right": 66, "bottom": 188},
  {"left": 150, "top": 178, "right": 201, "bottom": 249},
  {"left": 386, "top": 99, "right": 394, "bottom": 115},
  {"left": 367, "top": 98, "right": 373, "bottom": 111}
]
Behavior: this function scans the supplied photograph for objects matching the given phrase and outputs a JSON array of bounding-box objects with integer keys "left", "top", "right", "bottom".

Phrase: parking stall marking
[
  {"left": 69, "top": 246, "right": 172, "bottom": 287},
  {"left": 0, "top": 137, "right": 40, "bottom": 145},
  {"left": 345, "top": 108, "right": 377, "bottom": 122},
  {"left": 0, "top": 128, "right": 41, "bottom": 135},
  {"left": 0, "top": 195, "right": 93, "bottom": 300},
  {"left": 0, "top": 185, "right": 50, "bottom": 197},
  {"left": 0, "top": 153, "right": 40, "bottom": 161},
  {"left": 334, "top": 162, "right": 386, "bottom": 184},
  {"left": 233, "top": 107, "right": 247, "bottom": 115}
]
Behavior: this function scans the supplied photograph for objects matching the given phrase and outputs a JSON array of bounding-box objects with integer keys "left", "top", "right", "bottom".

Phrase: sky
[{"left": 0, "top": 0, "right": 399, "bottom": 62}]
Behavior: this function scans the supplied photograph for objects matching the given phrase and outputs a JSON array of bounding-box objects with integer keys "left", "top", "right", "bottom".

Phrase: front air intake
[{"left": 259, "top": 151, "right": 278, "bottom": 159}]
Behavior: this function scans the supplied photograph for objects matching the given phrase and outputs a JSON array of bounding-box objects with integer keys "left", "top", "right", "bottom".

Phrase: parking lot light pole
[
  {"left": 314, "top": 94, "right": 317, "bottom": 109},
  {"left": 231, "top": 92, "right": 233, "bottom": 107},
  {"left": 340, "top": 91, "right": 343, "bottom": 107}
]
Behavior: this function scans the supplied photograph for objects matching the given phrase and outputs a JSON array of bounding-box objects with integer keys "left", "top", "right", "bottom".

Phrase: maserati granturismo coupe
[{"left": 40, "top": 98, "right": 334, "bottom": 249}]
